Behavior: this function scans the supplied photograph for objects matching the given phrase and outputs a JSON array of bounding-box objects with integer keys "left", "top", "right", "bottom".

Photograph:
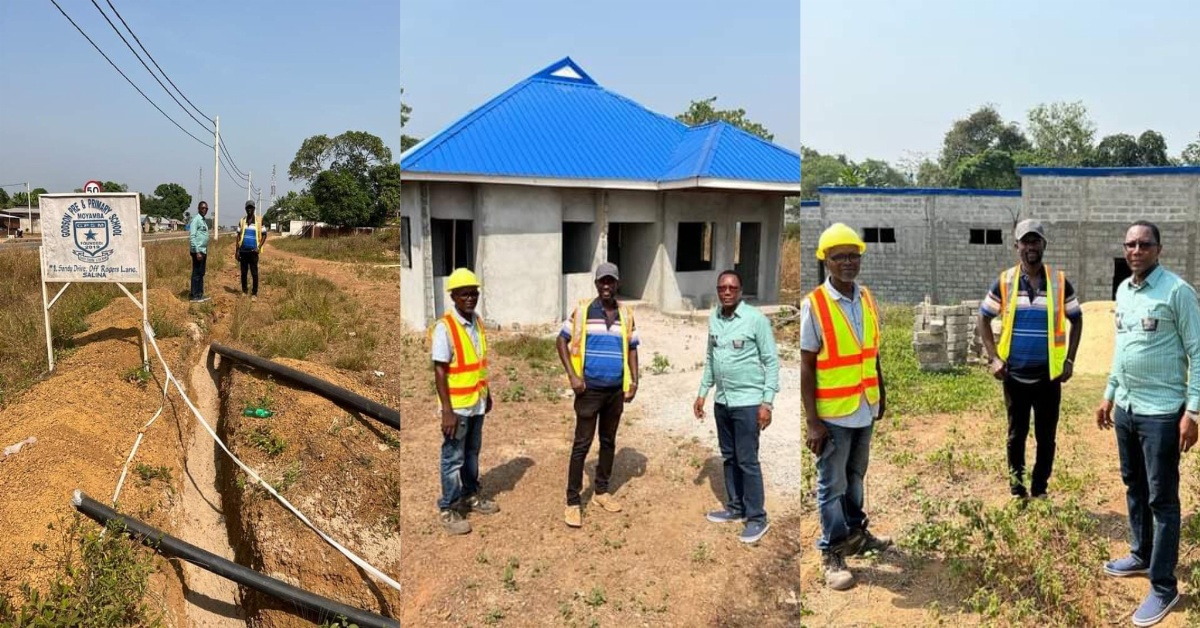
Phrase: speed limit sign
[{"left": 82, "top": 180, "right": 103, "bottom": 194}]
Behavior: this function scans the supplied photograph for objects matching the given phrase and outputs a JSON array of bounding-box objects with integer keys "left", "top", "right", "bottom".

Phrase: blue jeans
[
  {"left": 714, "top": 404, "right": 767, "bottom": 524},
  {"left": 438, "top": 413, "right": 485, "bottom": 510},
  {"left": 815, "top": 422, "right": 873, "bottom": 551},
  {"left": 1115, "top": 404, "right": 1182, "bottom": 599}
]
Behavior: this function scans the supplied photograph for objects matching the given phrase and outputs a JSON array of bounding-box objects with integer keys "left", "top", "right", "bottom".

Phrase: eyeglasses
[
  {"left": 716, "top": 285, "right": 740, "bottom": 293},
  {"left": 828, "top": 253, "right": 862, "bottom": 263},
  {"left": 1123, "top": 240, "right": 1158, "bottom": 251}
]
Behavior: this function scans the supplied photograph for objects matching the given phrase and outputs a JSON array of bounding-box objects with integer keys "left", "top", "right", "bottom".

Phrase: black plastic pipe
[
  {"left": 210, "top": 341, "right": 400, "bottom": 430},
  {"left": 72, "top": 490, "right": 399, "bottom": 628}
]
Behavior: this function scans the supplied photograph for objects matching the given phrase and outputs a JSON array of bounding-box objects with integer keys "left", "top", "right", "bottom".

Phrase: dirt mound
[
  {"left": 0, "top": 290, "right": 195, "bottom": 612},
  {"left": 1076, "top": 301, "right": 1115, "bottom": 375},
  {"left": 219, "top": 357, "right": 401, "bottom": 626}
]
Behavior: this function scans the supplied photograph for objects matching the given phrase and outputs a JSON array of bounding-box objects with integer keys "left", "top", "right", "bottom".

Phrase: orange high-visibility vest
[
  {"left": 996, "top": 264, "right": 1068, "bottom": 380},
  {"left": 807, "top": 284, "right": 880, "bottom": 419},
  {"left": 438, "top": 312, "right": 488, "bottom": 410},
  {"left": 567, "top": 299, "right": 634, "bottom": 393}
]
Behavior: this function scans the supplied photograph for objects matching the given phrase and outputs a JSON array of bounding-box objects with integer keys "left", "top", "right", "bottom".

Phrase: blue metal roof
[{"left": 401, "top": 57, "right": 800, "bottom": 187}]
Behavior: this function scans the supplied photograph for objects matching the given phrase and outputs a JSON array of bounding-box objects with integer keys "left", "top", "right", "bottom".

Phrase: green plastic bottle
[{"left": 242, "top": 407, "right": 274, "bottom": 418}]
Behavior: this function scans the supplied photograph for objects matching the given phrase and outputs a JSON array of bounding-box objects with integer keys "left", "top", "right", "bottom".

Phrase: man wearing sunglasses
[
  {"left": 431, "top": 267, "right": 499, "bottom": 535},
  {"left": 979, "top": 219, "right": 1083, "bottom": 503},
  {"left": 801, "top": 223, "right": 890, "bottom": 591},
  {"left": 1096, "top": 221, "right": 1200, "bottom": 627},
  {"left": 693, "top": 269, "right": 780, "bottom": 544}
]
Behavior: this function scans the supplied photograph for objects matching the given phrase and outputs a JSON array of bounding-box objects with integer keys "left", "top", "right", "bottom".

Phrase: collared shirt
[
  {"left": 559, "top": 298, "right": 641, "bottom": 389},
  {"left": 979, "top": 266, "right": 1083, "bottom": 382},
  {"left": 698, "top": 300, "right": 780, "bottom": 408},
  {"left": 1105, "top": 264, "right": 1200, "bottom": 415},
  {"left": 431, "top": 308, "right": 487, "bottom": 417},
  {"left": 799, "top": 279, "right": 878, "bottom": 428},
  {"left": 189, "top": 214, "right": 209, "bottom": 254}
]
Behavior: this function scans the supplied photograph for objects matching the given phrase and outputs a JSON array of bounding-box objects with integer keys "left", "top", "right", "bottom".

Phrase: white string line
[
  {"left": 139, "top": 320, "right": 401, "bottom": 592},
  {"left": 111, "top": 368, "right": 171, "bottom": 506}
]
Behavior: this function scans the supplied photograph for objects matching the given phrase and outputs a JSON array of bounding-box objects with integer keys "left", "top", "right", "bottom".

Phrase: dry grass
[
  {"left": 0, "top": 239, "right": 221, "bottom": 406},
  {"left": 780, "top": 235, "right": 800, "bottom": 306},
  {"left": 269, "top": 231, "right": 400, "bottom": 264}
]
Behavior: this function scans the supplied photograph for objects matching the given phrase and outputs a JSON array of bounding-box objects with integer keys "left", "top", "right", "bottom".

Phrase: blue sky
[
  {"left": 801, "top": 0, "right": 1200, "bottom": 166},
  {"left": 0, "top": 0, "right": 400, "bottom": 226},
  {"left": 400, "top": 0, "right": 801, "bottom": 153}
]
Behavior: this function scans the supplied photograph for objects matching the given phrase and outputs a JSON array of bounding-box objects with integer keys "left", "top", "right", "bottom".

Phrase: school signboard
[{"left": 40, "top": 193, "right": 143, "bottom": 282}]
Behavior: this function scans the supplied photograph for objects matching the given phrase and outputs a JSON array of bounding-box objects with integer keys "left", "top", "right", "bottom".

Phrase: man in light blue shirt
[
  {"left": 693, "top": 269, "right": 780, "bottom": 545},
  {"left": 188, "top": 201, "right": 210, "bottom": 303},
  {"left": 1097, "top": 220, "right": 1200, "bottom": 627}
]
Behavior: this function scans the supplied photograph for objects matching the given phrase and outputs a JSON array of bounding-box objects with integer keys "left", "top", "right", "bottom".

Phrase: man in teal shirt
[
  {"left": 188, "top": 201, "right": 210, "bottom": 303},
  {"left": 1097, "top": 220, "right": 1200, "bottom": 627},
  {"left": 693, "top": 269, "right": 780, "bottom": 544}
]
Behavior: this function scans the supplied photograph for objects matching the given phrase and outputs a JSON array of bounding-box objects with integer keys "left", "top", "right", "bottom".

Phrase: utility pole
[
  {"left": 212, "top": 115, "right": 220, "bottom": 240},
  {"left": 198, "top": 166, "right": 203, "bottom": 204},
  {"left": 270, "top": 165, "right": 277, "bottom": 210},
  {"left": 247, "top": 171, "right": 252, "bottom": 203}
]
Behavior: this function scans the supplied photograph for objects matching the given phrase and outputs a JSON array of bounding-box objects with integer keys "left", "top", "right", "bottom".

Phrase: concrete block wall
[
  {"left": 1023, "top": 174, "right": 1200, "bottom": 302},
  {"left": 802, "top": 190, "right": 1021, "bottom": 304}
]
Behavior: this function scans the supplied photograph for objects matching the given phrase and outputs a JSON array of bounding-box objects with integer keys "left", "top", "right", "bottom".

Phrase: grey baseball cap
[
  {"left": 1014, "top": 219, "right": 1047, "bottom": 242},
  {"left": 595, "top": 262, "right": 620, "bottom": 280},
  {"left": 245, "top": 200, "right": 256, "bottom": 209}
]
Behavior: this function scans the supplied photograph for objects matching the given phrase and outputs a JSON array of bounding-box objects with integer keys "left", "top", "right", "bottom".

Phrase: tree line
[
  {"left": 803, "top": 101, "right": 1200, "bottom": 199},
  {"left": 0, "top": 181, "right": 191, "bottom": 221}
]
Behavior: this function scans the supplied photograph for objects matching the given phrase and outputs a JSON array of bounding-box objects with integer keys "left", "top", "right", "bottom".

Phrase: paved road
[{"left": 0, "top": 231, "right": 191, "bottom": 251}]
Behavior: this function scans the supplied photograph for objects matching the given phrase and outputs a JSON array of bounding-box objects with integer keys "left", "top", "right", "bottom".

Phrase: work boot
[
  {"left": 849, "top": 528, "right": 893, "bottom": 555},
  {"left": 564, "top": 505, "right": 583, "bottom": 528},
  {"left": 463, "top": 494, "right": 500, "bottom": 515},
  {"left": 822, "top": 550, "right": 855, "bottom": 591},
  {"left": 440, "top": 509, "right": 471, "bottom": 535},
  {"left": 592, "top": 492, "right": 622, "bottom": 513}
]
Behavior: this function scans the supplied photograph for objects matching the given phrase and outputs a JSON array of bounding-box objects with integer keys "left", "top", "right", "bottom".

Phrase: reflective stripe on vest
[
  {"left": 808, "top": 284, "right": 880, "bottom": 420},
  {"left": 239, "top": 215, "right": 264, "bottom": 251},
  {"left": 441, "top": 313, "right": 488, "bottom": 410},
  {"left": 568, "top": 298, "right": 633, "bottom": 393},
  {"left": 996, "top": 264, "right": 1068, "bottom": 380}
]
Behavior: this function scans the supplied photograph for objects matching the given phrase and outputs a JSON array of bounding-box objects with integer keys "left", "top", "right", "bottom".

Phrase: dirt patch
[
  {"left": 396, "top": 305, "right": 801, "bottom": 626},
  {"left": 1075, "top": 300, "right": 1115, "bottom": 376},
  {"left": 218, "top": 358, "right": 401, "bottom": 626},
  {"left": 0, "top": 284, "right": 197, "bottom": 621}
]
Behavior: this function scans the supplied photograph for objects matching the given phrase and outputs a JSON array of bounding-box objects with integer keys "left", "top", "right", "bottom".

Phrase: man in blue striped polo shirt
[
  {"left": 1097, "top": 220, "right": 1200, "bottom": 627},
  {"left": 556, "top": 262, "right": 640, "bottom": 528},
  {"left": 979, "top": 219, "right": 1083, "bottom": 500}
]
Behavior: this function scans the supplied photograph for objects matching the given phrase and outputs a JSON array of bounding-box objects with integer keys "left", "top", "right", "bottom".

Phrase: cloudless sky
[
  {"left": 400, "top": 0, "right": 800, "bottom": 153},
  {"left": 0, "top": 0, "right": 399, "bottom": 227},
  {"left": 801, "top": 0, "right": 1200, "bottom": 166}
]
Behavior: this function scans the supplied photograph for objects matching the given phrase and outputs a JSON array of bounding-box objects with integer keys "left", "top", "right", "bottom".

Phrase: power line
[
  {"left": 48, "top": 0, "right": 213, "bottom": 150},
  {"left": 220, "top": 160, "right": 248, "bottom": 190},
  {"left": 103, "top": 0, "right": 213, "bottom": 124},
  {"left": 89, "top": 0, "right": 213, "bottom": 135},
  {"left": 220, "top": 140, "right": 250, "bottom": 179}
]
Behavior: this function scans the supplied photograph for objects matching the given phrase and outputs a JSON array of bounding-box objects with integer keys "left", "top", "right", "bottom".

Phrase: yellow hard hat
[
  {"left": 445, "top": 268, "right": 481, "bottom": 292},
  {"left": 816, "top": 223, "right": 866, "bottom": 261}
]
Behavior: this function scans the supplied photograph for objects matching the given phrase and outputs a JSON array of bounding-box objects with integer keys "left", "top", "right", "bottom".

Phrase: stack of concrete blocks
[{"left": 912, "top": 299, "right": 983, "bottom": 371}]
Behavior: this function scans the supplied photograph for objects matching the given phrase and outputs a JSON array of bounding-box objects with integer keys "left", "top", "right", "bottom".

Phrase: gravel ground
[{"left": 624, "top": 305, "right": 803, "bottom": 513}]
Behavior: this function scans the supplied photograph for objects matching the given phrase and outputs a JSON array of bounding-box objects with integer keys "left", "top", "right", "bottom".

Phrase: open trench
[{"left": 174, "top": 346, "right": 245, "bottom": 626}]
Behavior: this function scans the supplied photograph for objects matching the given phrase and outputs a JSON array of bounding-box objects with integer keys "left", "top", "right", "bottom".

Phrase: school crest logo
[{"left": 73, "top": 219, "right": 111, "bottom": 261}]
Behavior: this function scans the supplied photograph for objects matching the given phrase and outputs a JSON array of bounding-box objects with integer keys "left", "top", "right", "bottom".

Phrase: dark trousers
[
  {"left": 1003, "top": 377, "right": 1061, "bottom": 496},
  {"left": 715, "top": 404, "right": 767, "bottom": 523},
  {"left": 1115, "top": 404, "right": 1182, "bottom": 599},
  {"left": 566, "top": 387, "right": 624, "bottom": 506},
  {"left": 189, "top": 253, "right": 207, "bottom": 299},
  {"left": 239, "top": 250, "right": 259, "bottom": 295}
]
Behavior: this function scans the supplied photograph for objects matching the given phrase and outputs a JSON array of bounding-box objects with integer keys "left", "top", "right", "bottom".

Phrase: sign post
[{"left": 39, "top": 192, "right": 146, "bottom": 372}]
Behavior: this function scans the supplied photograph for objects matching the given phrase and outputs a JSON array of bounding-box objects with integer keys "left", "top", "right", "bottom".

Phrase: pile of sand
[{"left": 1075, "top": 301, "right": 1116, "bottom": 375}]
